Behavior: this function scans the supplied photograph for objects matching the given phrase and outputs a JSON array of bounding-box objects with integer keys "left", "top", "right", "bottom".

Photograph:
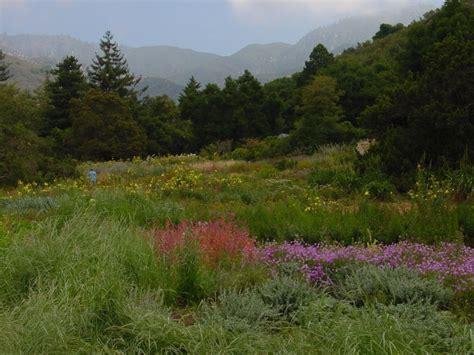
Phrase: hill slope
[{"left": 0, "top": 4, "right": 437, "bottom": 96}]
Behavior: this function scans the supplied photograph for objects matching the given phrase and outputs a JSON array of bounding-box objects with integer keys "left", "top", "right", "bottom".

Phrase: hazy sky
[{"left": 0, "top": 0, "right": 443, "bottom": 55}]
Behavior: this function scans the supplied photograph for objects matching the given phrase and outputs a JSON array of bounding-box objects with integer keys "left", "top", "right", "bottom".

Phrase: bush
[
  {"left": 333, "top": 264, "right": 454, "bottom": 307},
  {"left": 308, "top": 167, "right": 360, "bottom": 192},
  {"left": 228, "top": 137, "right": 292, "bottom": 161},
  {"left": 257, "top": 275, "right": 319, "bottom": 320},
  {"left": 153, "top": 219, "right": 256, "bottom": 268},
  {"left": 457, "top": 204, "right": 474, "bottom": 246},
  {"left": 201, "top": 288, "right": 280, "bottom": 330},
  {"left": 273, "top": 159, "right": 298, "bottom": 171},
  {"left": 2, "top": 196, "right": 58, "bottom": 213},
  {"left": 363, "top": 179, "right": 395, "bottom": 200},
  {"left": 449, "top": 165, "right": 474, "bottom": 201}
]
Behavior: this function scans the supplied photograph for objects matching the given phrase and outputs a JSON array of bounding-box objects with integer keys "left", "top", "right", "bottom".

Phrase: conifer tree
[
  {"left": 88, "top": 31, "right": 140, "bottom": 97},
  {"left": 179, "top": 76, "right": 202, "bottom": 123},
  {"left": 298, "top": 44, "right": 334, "bottom": 86},
  {"left": 0, "top": 50, "right": 10, "bottom": 82},
  {"left": 43, "top": 56, "right": 87, "bottom": 134}
]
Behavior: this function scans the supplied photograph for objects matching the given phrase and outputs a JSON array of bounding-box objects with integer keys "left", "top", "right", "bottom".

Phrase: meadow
[{"left": 0, "top": 145, "right": 473, "bottom": 353}]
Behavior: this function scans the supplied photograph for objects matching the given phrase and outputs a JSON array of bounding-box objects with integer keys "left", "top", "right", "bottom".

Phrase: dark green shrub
[
  {"left": 273, "top": 159, "right": 297, "bottom": 171},
  {"left": 449, "top": 165, "right": 474, "bottom": 201},
  {"left": 363, "top": 179, "right": 395, "bottom": 200},
  {"left": 308, "top": 168, "right": 360, "bottom": 192},
  {"left": 457, "top": 204, "right": 474, "bottom": 246},
  {"left": 175, "top": 241, "right": 206, "bottom": 304}
]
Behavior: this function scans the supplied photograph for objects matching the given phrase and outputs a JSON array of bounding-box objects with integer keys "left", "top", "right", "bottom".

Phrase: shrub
[
  {"left": 201, "top": 288, "right": 280, "bottom": 330},
  {"left": 333, "top": 264, "right": 454, "bottom": 307},
  {"left": 257, "top": 275, "right": 319, "bottom": 320},
  {"left": 175, "top": 241, "right": 207, "bottom": 304},
  {"left": 153, "top": 219, "right": 256, "bottom": 268},
  {"left": 273, "top": 159, "right": 298, "bottom": 171},
  {"left": 2, "top": 196, "right": 58, "bottom": 213},
  {"left": 362, "top": 179, "right": 395, "bottom": 200},
  {"left": 449, "top": 165, "right": 474, "bottom": 201},
  {"left": 457, "top": 204, "right": 474, "bottom": 246},
  {"left": 308, "top": 167, "right": 360, "bottom": 192}
]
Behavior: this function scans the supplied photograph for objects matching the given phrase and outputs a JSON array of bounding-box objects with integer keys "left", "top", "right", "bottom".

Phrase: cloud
[{"left": 228, "top": 0, "right": 428, "bottom": 22}]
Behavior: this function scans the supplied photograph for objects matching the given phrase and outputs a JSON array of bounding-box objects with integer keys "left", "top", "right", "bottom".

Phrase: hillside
[
  {"left": 3, "top": 53, "right": 49, "bottom": 90},
  {"left": 0, "top": 4, "right": 436, "bottom": 96}
]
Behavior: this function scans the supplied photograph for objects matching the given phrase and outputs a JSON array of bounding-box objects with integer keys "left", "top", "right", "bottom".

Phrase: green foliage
[
  {"left": 273, "top": 158, "right": 298, "bottom": 171},
  {"left": 228, "top": 137, "right": 292, "bottom": 161},
  {"left": 139, "top": 95, "right": 192, "bottom": 155},
  {"left": 333, "top": 264, "right": 454, "bottom": 306},
  {"left": 200, "top": 288, "right": 280, "bottom": 330},
  {"left": 70, "top": 89, "right": 146, "bottom": 160},
  {"left": 0, "top": 49, "right": 10, "bottom": 82},
  {"left": 372, "top": 23, "right": 404, "bottom": 40},
  {"left": 257, "top": 275, "right": 318, "bottom": 320},
  {"left": 2, "top": 196, "right": 58, "bottom": 213},
  {"left": 457, "top": 203, "right": 474, "bottom": 246},
  {"left": 449, "top": 164, "right": 474, "bottom": 201},
  {"left": 0, "top": 85, "right": 77, "bottom": 186},
  {"left": 298, "top": 44, "right": 334, "bottom": 86},
  {"left": 361, "top": 1, "right": 474, "bottom": 182},
  {"left": 43, "top": 56, "right": 87, "bottom": 136},
  {"left": 363, "top": 179, "right": 395, "bottom": 201},
  {"left": 291, "top": 76, "right": 360, "bottom": 152},
  {"left": 175, "top": 240, "right": 208, "bottom": 304},
  {"left": 308, "top": 167, "right": 360, "bottom": 192},
  {"left": 88, "top": 31, "right": 140, "bottom": 98}
]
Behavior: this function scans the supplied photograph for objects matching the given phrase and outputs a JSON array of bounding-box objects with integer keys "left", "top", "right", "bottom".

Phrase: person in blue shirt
[{"left": 88, "top": 169, "right": 97, "bottom": 184}]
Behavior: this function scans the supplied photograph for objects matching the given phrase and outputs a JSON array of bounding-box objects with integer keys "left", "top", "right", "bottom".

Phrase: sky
[{"left": 0, "top": 0, "right": 443, "bottom": 55}]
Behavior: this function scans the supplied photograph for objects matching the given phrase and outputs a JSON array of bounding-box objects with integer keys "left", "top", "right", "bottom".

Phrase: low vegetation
[{"left": 0, "top": 150, "right": 473, "bottom": 353}]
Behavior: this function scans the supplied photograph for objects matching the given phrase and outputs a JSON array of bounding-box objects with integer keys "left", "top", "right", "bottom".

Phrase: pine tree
[
  {"left": 298, "top": 44, "right": 334, "bottom": 86},
  {"left": 179, "top": 76, "right": 202, "bottom": 124},
  {"left": 43, "top": 56, "right": 87, "bottom": 134},
  {"left": 70, "top": 89, "right": 146, "bottom": 160},
  {"left": 236, "top": 70, "right": 267, "bottom": 137},
  {"left": 0, "top": 50, "right": 11, "bottom": 82},
  {"left": 88, "top": 31, "right": 140, "bottom": 97}
]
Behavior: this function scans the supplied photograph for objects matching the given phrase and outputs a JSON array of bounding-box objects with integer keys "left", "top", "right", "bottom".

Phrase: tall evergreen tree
[
  {"left": 70, "top": 89, "right": 145, "bottom": 160},
  {"left": 298, "top": 44, "right": 334, "bottom": 86},
  {"left": 0, "top": 50, "right": 10, "bottom": 82},
  {"left": 361, "top": 0, "right": 474, "bottom": 186},
  {"left": 291, "top": 75, "right": 357, "bottom": 151},
  {"left": 88, "top": 31, "right": 140, "bottom": 97},
  {"left": 43, "top": 56, "right": 87, "bottom": 134},
  {"left": 372, "top": 23, "right": 404, "bottom": 41},
  {"left": 236, "top": 70, "right": 267, "bottom": 137}
]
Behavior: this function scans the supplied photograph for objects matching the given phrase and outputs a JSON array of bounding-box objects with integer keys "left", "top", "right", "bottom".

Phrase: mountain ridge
[{"left": 0, "top": 4, "right": 437, "bottom": 97}]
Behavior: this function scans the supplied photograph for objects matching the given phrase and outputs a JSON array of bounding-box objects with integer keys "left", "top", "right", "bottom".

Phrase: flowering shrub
[
  {"left": 408, "top": 166, "right": 454, "bottom": 205},
  {"left": 257, "top": 241, "right": 474, "bottom": 293},
  {"left": 153, "top": 219, "right": 256, "bottom": 267},
  {"left": 160, "top": 167, "right": 203, "bottom": 192},
  {"left": 209, "top": 175, "right": 243, "bottom": 189}
]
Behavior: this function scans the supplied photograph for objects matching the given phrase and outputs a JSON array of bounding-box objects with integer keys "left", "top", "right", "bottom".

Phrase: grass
[{"left": 0, "top": 148, "right": 472, "bottom": 352}]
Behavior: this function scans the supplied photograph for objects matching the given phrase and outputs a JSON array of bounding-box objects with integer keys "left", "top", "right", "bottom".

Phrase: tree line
[{"left": 1, "top": 0, "right": 473, "bottom": 188}]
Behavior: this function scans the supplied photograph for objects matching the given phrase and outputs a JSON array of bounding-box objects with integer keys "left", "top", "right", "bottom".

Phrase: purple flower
[{"left": 256, "top": 241, "right": 474, "bottom": 292}]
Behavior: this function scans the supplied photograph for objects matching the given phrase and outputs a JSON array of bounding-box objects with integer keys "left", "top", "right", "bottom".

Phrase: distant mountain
[
  {"left": 3, "top": 53, "right": 49, "bottom": 91},
  {"left": 0, "top": 4, "right": 437, "bottom": 97},
  {"left": 0, "top": 34, "right": 96, "bottom": 66},
  {"left": 138, "top": 77, "right": 185, "bottom": 101}
]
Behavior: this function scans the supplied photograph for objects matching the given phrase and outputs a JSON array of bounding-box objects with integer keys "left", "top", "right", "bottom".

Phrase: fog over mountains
[{"left": 1, "top": 4, "right": 435, "bottom": 99}]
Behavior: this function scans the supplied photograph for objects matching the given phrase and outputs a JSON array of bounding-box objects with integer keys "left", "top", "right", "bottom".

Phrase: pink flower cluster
[
  {"left": 257, "top": 241, "right": 474, "bottom": 292},
  {"left": 154, "top": 219, "right": 256, "bottom": 267}
]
